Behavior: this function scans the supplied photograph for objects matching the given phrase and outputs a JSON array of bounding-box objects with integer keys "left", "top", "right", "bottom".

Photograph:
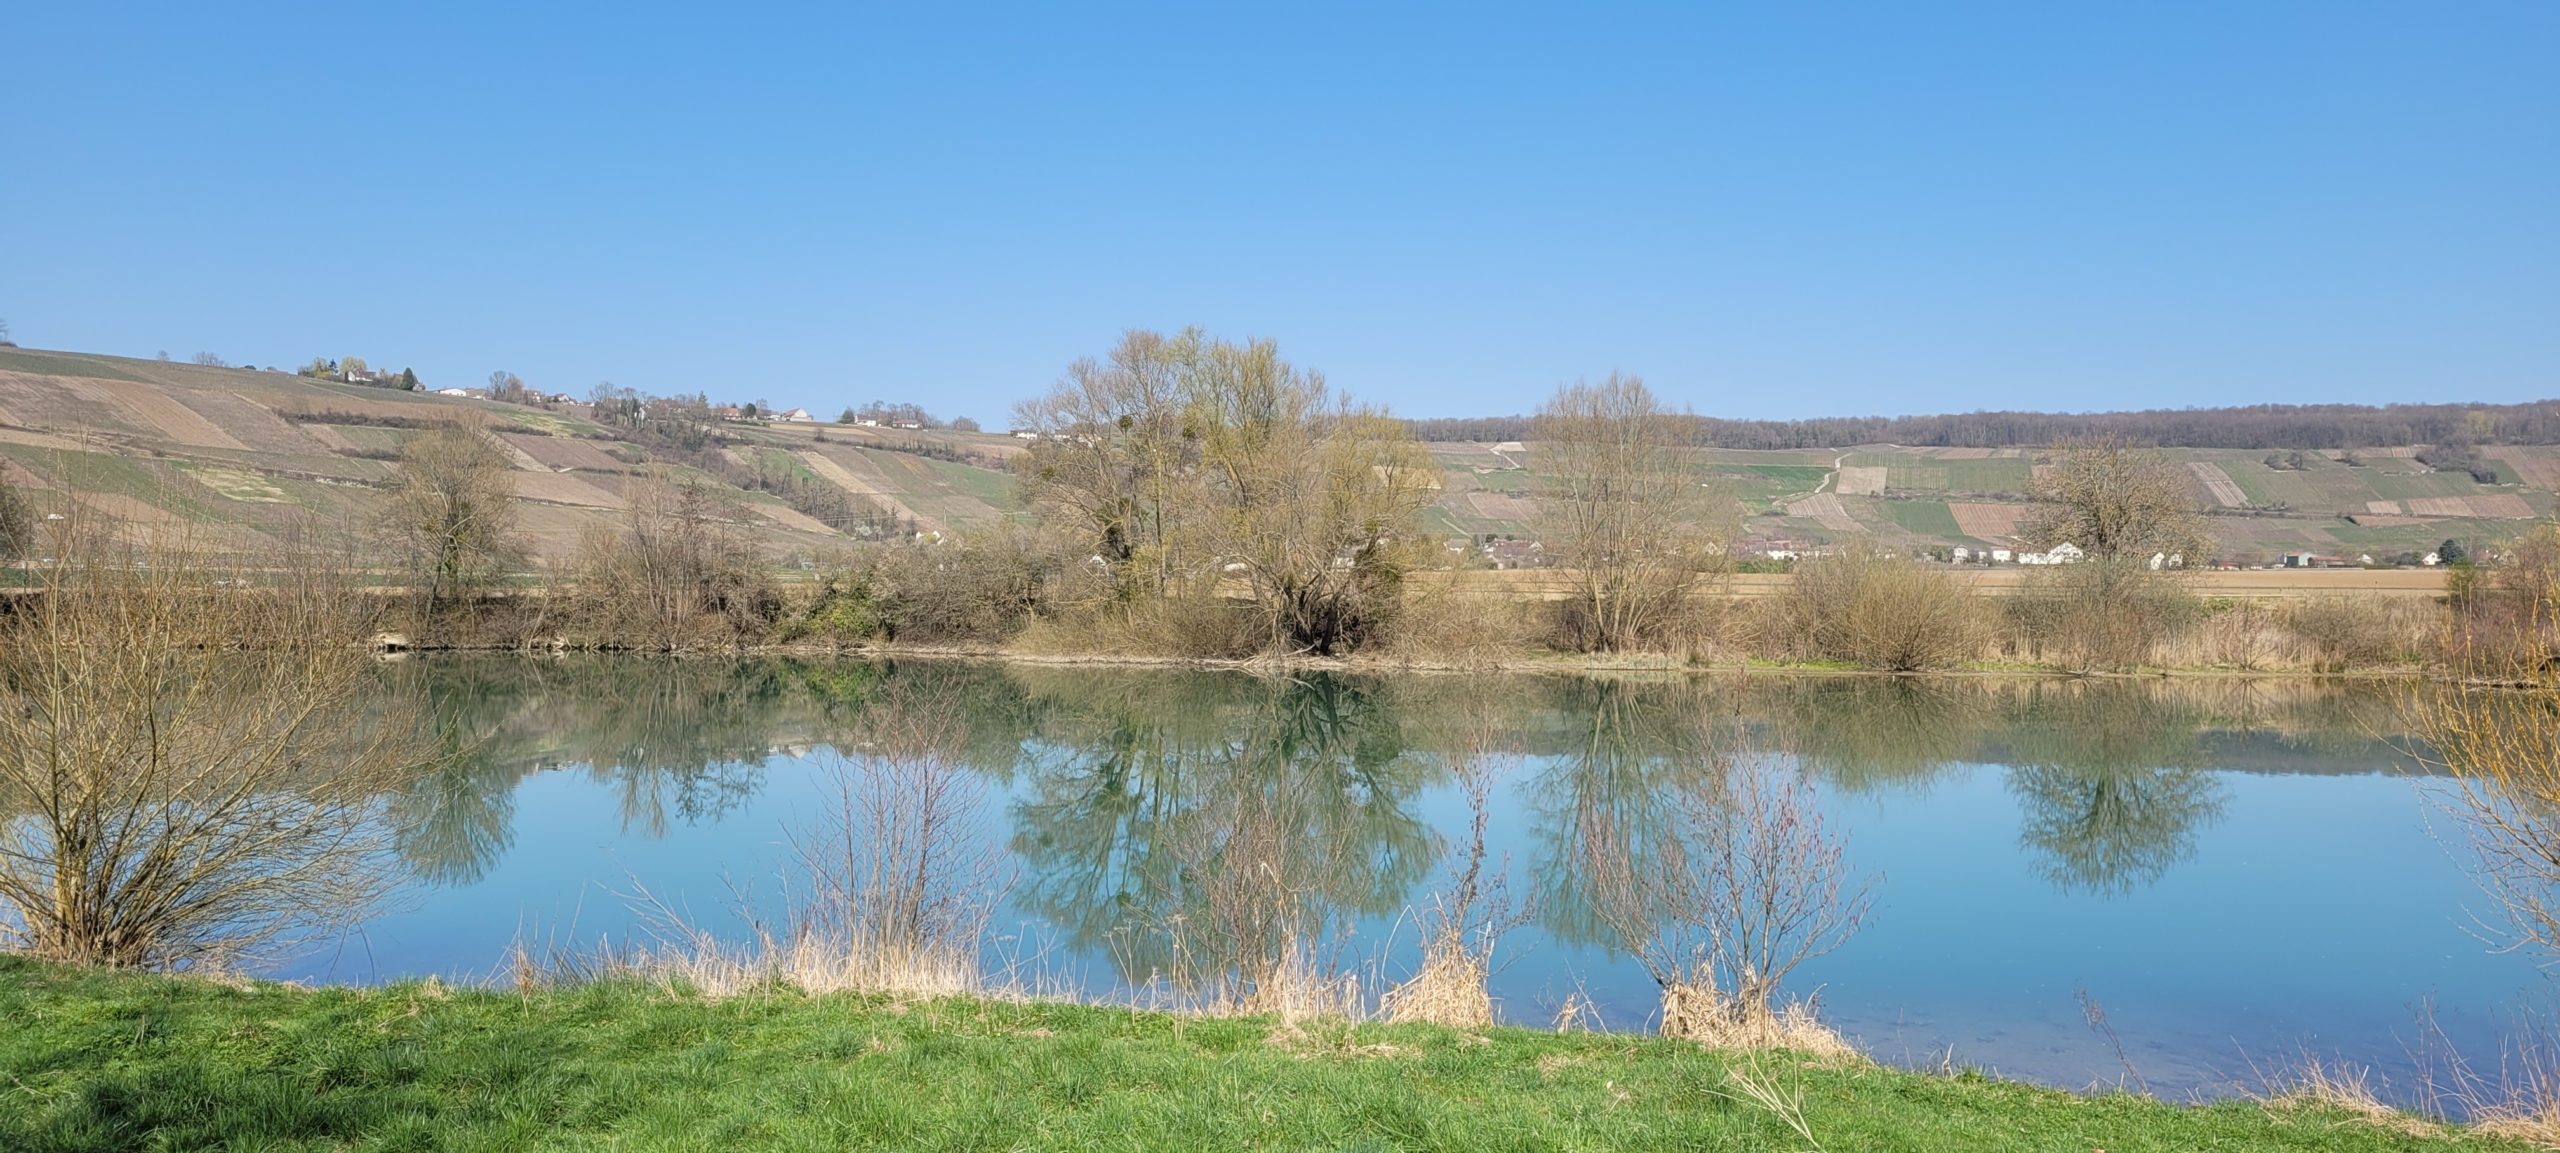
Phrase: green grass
[
  {"left": 0, "top": 958, "right": 2513, "bottom": 1152},
  {"left": 1880, "top": 499, "right": 1965, "bottom": 539},
  {"left": 1735, "top": 464, "right": 1830, "bottom": 491},
  {"left": 1940, "top": 457, "right": 2032, "bottom": 493}
]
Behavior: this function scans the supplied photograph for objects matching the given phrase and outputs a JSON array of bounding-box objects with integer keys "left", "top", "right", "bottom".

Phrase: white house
[
  {"left": 2423, "top": 552, "right": 2442, "bottom": 567},
  {"left": 1011, "top": 430, "right": 1040, "bottom": 440},
  {"left": 1990, "top": 548, "right": 2013, "bottom": 564},
  {"left": 2048, "top": 542, "right": 2085, "bottom": 564},
  {"left": 777, "top": 407, "right": 817, "bottom": 423},
  {"left": 1952, "top": 547, "right": 1972, "bottom": 563}
]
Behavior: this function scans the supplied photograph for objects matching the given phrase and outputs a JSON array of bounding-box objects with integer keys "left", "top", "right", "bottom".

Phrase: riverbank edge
[
  {"left": 386, "top": 636, "right": 2454, "bottom": 682},
  {"left": 0, "top": 957, "right": 2515, "bottom": 1151}
]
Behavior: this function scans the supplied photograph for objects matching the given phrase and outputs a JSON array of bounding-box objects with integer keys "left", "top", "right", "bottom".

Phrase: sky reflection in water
[{"left": 291, "top": 657, "right": 2541, "bottom": 1103}]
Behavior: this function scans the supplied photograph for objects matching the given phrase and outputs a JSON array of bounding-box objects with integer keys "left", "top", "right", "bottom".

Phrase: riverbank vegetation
[
  {"left": 0, "top": 523, "right": 2544, "bottom": 1144},
  {"left": 0, "top": 329, "right": 2527, "bottom": 677}
]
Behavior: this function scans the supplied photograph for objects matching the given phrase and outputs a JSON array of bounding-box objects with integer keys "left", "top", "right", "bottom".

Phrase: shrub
[
  {"left": 2006, "top": 560, "right": 2201, "bottom": 671},
  {"left": 2286, "top": 596, "right": 2407, "bottom": 673},
  {"left": 1767, "top": 545, "right": 1983, "bottom": 671}
]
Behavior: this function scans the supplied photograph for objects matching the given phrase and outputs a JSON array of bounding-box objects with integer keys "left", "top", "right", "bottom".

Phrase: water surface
[{"left": 292, "top": 658, "right": 2537, "bottom": 1103}]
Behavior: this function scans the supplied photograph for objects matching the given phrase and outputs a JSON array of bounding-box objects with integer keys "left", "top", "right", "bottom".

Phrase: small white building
[
  {"left": 1952, "top": 547, "right": 1972, "bottom": 563},
  {"left": 2048, "top": 542, "right": 2085, "bottom": 564},
  {"left": 2422, "top": 552, "right": 2442, "bottom": 567},
  {"left": 777, "top": 407, "right": 817, "bottom": 423},
  {"left": 1011, "top": 429, "right": 1040, "bottom": 440},
  {"left": 1990, "top": 548, "right": 2013, "bottom": 564}
]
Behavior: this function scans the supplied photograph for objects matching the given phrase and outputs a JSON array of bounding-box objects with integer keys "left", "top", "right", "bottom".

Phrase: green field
[
  {"left": 0, "top": 958, "right": 2511, "bottom": 1153},
  {"left": 1881, "top": 499, "right": 1966, "bottom": 539}
]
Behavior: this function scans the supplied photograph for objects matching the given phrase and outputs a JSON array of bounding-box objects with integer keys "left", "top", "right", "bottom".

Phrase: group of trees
[
  {"left": 1409, "top": 399, "right": 2560, "bottom": 452},
  {"left": 1014, "top": 328, "right": 1436, "bottom": 654},
  {"left": 296, "top": 356, "right": 421, "bottom": 390}
]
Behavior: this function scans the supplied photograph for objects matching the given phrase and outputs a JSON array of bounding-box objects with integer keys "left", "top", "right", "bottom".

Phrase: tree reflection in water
[
  {"left": 1996, "top": 682, "right": 2226, "bottom": 897},
  {"left": 368, "top": 659, "right": 2404, "bottom": 926},
  {"left": 1004, "top": 669, "right": 1437, "bottom": 1009}
]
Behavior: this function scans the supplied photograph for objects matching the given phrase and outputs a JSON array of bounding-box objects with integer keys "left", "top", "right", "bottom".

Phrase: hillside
[
  {"left": 0, "top": 345, "right": 2538, "bottom": 567},
  {"left": 1428, "top": 440, "right": 2544, "bottom": 564},
  {"left": 0, "top": 346, "right": 1029, "bottom": 564}
]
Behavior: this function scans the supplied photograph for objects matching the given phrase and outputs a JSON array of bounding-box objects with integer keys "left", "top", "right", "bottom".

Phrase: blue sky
[{"left": 4, "top": 2, "right": 2552, "bottom": 422}]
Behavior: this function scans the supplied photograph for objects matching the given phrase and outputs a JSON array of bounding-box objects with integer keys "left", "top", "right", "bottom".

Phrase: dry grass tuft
[
  {"left": 1659, "top": 982, "right": 1858, "bottom": 1062},
  {"left": 2258, "top": 1055, "right": 2448, "bottom": 1142},
  {"left": 1380, "top": 929, "right": 1493, "bottom": 1029},
  {"left": 1551, "top": 990, "right": 1603, "bottom": 1033}
]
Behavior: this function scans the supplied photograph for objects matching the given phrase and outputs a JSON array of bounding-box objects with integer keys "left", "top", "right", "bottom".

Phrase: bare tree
[
  {"left": 1533, "top": 374, "right": 1729, "bottom": 652},
  {"left": 0, "top": 515, "right": 439, "bottom": 969},
  {"left": 377, "top": 423, "right": 522, "bottom": 623},
  {"left": 1383, "top": 711, "right": 1531, "bottom": 1028},
  {"left": 189, "top": 352, "right": 228, "bottom": 367},
  {"left": 786, "top": 682, "right": 1012, "bottom": 994},
  {"left": 1584, "top": 751, "right": 1875, "bottom": 1048},
  {"left": 2013, "top": 438, "right": 2210, "bottom": 670},
  {"left": 569, "top": 469, "right": 777, "bottom": 648},
  {"left": 1015, "top": 329, "right": 1198, "bottom": 602},
  {"left": 2020, "top": 436, "right": 2209, "bottom": 564},
  {"left": 2421, "top": 601, "right": 2560, "bottom": 961}
]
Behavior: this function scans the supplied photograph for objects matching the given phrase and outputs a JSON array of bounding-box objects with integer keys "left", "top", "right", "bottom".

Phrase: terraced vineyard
[{"left": 0, "top": 344, "right": 2544, "bottom": 567}]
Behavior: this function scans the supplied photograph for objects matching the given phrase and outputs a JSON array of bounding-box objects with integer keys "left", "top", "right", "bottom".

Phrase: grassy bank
[{"left": 0, "top": 958, "right": 2517, "bottom": 1152}]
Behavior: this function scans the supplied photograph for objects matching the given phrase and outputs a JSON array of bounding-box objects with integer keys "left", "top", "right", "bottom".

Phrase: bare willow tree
[
  {"left": 0, "top": 514, "right": 439, "bottom": 969},
  {"left": 1533, "top": 374, "right": 1728, "bottom": 652},
  {"left": 2013, "top": 437, "right": 2211, "bottom": 670},
  {"left": 1012, "top": 329, "right": 1196, "bottom": 602},
  {"left": 2419, "top": 564, "right": 2560, "bottom": 961},
  {"left": 1584, "top": 750, "right": 1875, "bottom": 1049},
  {"left": 377, "top": 422, "right": 523, "bottom": 622},
  {"left": 1015, "top": 329, "right": 1434, "bottom": 654}
]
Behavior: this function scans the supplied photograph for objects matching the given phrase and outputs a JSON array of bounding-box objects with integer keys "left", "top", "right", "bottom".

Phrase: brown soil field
[
  {"left": 179, "top": 391, "right": 323, "bottom": 454},
  {"left": 747, "top": 502, "right": 836, "bottom": 534},
  {"left": 1948, "top": 502, "right": 2030, "bottom": 540},
  {"left": 2492, "top": 448, "right": 2560, "bottom": 491},
  {"left": 1784, "top": 492, "right": 1861, "bottom": 531},
  {"left": 507, "top": 472, "right": 628, "bottom": 509},
  {"left": 1465, "top": 491, "right": 1538, "bottom": 521},
  {"left": 0, "top": 373, "right": 155, "bottom": 437},
  {"left": 501, "top": 432, "right": 626, "bottom": 472},
  {"left": 798, "top": 449, "right": 937, "bottom": 530},
  {"left": 2409, "top": 494, "right": 2533, "bottom": 518},
  {"left": 1834, "top": 466, "right": 1888, "bottom": 496},
  {"left": 74, "top": 379, "right": 250, "bottom": 450},
  {"left": 2188, "top": 461, "right": 2248, "bottom": 508}
]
